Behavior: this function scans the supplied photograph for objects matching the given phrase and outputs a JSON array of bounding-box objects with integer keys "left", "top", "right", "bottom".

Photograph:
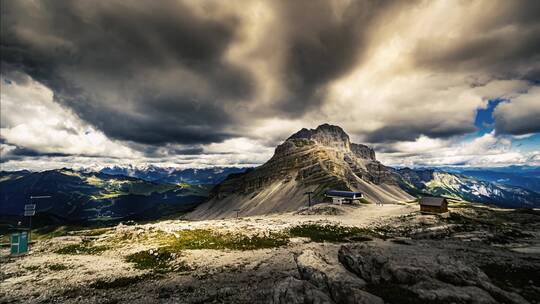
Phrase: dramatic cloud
[
  {"left": 0, "top": 73, "right": 140, "bottom": 160},
  {"left": 1, "top": 0, "right": 538, "bottom": 169},
  {"left": 377, "top": 132, "right": 540, "bottom": 167},
  {"left": 494, "top": 86, "right": 540, "bottom": 135}
]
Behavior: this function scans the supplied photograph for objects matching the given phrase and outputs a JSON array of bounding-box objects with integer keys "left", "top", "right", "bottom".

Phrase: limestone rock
[
  {"left": 270, "top": 277, "right": 334, "bottom": 304},
  {"left": 338, "top": 242, "right": 529, "bottom": 304},
  {"left": 295, "top": 250, "right": 383, "bottom": 304}
]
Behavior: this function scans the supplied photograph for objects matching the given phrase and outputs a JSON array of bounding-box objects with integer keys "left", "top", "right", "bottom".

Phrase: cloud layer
[{"left": 1, "top": 0, "right": 539, "bottom": 169}]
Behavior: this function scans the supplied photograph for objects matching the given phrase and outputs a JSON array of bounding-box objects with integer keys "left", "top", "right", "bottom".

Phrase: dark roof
[
  {"left": 325, "top": 190, "right": 363, "bottom": 199},
  {"left": 419, "top": 197, "right": 447, "bottom": 207}
]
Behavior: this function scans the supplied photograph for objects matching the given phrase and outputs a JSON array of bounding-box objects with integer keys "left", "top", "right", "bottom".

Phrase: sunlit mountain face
[{"left": 1, "top": 0, "right": 539, "bottom": 172}]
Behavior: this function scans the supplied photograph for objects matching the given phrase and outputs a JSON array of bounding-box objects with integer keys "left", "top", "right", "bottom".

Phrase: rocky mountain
[
  {"left": 397, "top": 168, "right": 540, "bottom": 208},
  {"left": 99, "top": 166, "right": 248, "bottom": 185},
  {"left": 0, "top": 169, "right": 210, "bottom": 225},
  {"left": 189, "top": 124, "right": 414, "bottom": 219}
]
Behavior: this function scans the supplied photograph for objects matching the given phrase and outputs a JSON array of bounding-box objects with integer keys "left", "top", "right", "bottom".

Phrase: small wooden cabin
[
  {"left": 325, "top": 190, "right": 363, "bottom": 205},
  {"left": 419, "top": 197, "right": 448, "bottom": 213}
]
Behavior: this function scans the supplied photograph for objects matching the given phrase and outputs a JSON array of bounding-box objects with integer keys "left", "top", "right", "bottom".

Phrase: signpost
[
  {"left": 9, "top": 196, "right": 50, "bottom": 256},
  {"left": 26, "top": 196, "right": 51, "bottom": 243},
  {"left": 24, "top": 203, "right": 36, "bottom": 242}
]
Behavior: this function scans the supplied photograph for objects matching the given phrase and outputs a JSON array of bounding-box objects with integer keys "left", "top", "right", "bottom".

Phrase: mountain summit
[{"left": 189, "top": 124, "right": 413, "bottom": 219}]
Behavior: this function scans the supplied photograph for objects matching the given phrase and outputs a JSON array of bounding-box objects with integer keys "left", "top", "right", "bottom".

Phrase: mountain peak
[
  {"left": 286, "top": 124, "right": 376, "bottom": 161},
  {"left": 287, "top": 123, "right": 350, "bottom": 150}
]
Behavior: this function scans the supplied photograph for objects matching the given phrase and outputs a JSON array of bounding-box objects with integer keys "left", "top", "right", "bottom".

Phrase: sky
[{"left": 1, "top": 0, "right": 539, "bottom": 171}]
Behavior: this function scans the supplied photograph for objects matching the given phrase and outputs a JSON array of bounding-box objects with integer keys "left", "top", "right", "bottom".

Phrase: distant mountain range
[
  {"left": 1, "top": 126, "right": 538, "bottom": 225},
  {"left": 397, "top": 168, "right": 540, "bottom": 208},
  {"left": 0, "top": 169, "right": 211, "bottom": 225},
  {"left": 430, "top": 166, "right": 540, "bottom": 193},
  {"left": 98, "top": 166, "right": 247, "bottom": 185}
]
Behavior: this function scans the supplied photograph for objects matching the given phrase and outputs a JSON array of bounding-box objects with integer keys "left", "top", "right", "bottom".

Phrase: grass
[
  {"left": 47, "top": 263, "right": 68, "bottom": 271},
  {"left": 288, "top": 224, "right": 374, "bottom": 243},
  {"left": 55, "top": 240, "right": 110, "bottom": 255},
  {"left": 166, "top": 229, "right": 290, "bottom": 251},
  {"left": 125, "top": 248, "right": 191, "bottom": 273}
]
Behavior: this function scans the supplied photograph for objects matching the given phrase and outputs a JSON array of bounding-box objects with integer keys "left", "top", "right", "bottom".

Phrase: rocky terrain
[
  {"left": 1, "top": 202, "right": 539, "bottom": 304},
  {"left": 190, "top": 124, "right": 413, "bottom": 219}
]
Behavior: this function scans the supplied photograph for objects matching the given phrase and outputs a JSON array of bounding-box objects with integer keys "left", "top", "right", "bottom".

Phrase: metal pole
[
  {"left": 304, "top": 191, "right": 313, "bottom": 207},
  {"left": 27, "top": 195, "right": 51, "bottom": 245}
]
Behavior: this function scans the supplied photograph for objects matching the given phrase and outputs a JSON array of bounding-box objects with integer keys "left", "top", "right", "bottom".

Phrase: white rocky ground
[{"left": 1, "top": 203, "right": 539, "bottom": 304}]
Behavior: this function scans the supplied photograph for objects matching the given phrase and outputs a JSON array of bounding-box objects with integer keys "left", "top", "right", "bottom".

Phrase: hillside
[
  {"left": 397, "top": 168, "right": 540, "bottom": 208},
  {"left": 0, "top": 169, "right": 210, "bottom": 225},
  {"left": 189, "top": 124, "right": 413, "bottom": 219},
  {"left": 446, "top": 166, "right": 540, "bottom": 193}
]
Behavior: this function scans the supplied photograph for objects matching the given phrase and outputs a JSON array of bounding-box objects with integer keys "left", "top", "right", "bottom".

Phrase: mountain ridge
[{"left": 188, "top": 124, "right": 414, "bottom": 219}]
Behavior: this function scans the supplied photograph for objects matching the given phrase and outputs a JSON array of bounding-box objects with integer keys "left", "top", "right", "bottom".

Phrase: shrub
[
  {"left": 125, "top": 248, "right": 190, "bottom": 273},
  {"left": 55, "top": 240, "right": 110, "bottom": 255},
  {"left": 288, "top": 224, "right": 373, "bottom": 243},
  {"left": 48, "top": 263, "right": 68, "bottom": 271}
]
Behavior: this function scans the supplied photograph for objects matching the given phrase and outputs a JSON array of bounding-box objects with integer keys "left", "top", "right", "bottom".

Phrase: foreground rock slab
[{"left": 338, "top": 241, "right": 530, "bottom": 304}]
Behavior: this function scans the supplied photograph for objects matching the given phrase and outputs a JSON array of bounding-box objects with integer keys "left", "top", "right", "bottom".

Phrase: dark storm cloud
[
  {"left": 365, "top": 124, "right": 476, "bottom": 143},
  {"left": 0, "top": 0, "right": 408, "bottom": 149},
  {"left": 412, "top": 1, "right": 540, "bottom": 81},
  {"left": 495, "top": 115, "right": 540, "bottom": 135},
  {"left": 1, "top": 0, "right": 539, "bottom": 156},
  {"left": 493, "top": 86, "right": 540, "bottom": 135},
  {"left": 271, "top": 0, "right": 401, "bottom": 115},
  {"left": 0, "top": 142, "right": 79, "bottom": 162},
  {"left": 0, "top": 0, "right": 251, "bottom": 146}
]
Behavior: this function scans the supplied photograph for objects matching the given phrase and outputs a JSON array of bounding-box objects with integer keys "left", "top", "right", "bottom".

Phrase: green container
[{"left": 10, "top": 231, "right": 28, "bottom": 256}]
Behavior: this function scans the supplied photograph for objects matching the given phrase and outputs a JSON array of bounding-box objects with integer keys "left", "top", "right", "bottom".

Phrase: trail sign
[{"left": 24, "top": 204, "right": 36, "bottom": 211}]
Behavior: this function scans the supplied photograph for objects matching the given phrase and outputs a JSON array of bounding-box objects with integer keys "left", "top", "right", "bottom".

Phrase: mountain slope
[
  {"left": 189, "top": 124, "right": 413, "bottom": 219},
  {"left": 397, "top": 168, "right": 540, "bottom": 208},
  {"left": 0, "top": 169, "right": 210, "bottom": 223}
]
